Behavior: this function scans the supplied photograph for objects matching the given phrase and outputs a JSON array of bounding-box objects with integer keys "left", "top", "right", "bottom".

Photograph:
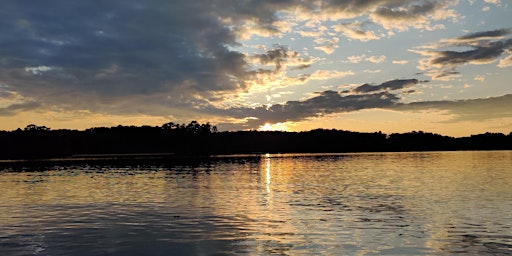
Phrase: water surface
[{"left": 1, "top": 151, "right": 511, "bottom": 255}]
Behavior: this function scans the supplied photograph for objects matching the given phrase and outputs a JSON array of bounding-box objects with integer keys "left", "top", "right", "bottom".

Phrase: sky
[{"left": 0, "top": 0, "right": 511, "bottom": 136}]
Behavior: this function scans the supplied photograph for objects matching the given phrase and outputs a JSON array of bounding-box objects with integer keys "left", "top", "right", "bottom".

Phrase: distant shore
[
  {"left": 1, "top": 122, "right": 511, "bottom": 160},
  {"left": 70, "top": 153, "right": 176, "bottom": 159}
]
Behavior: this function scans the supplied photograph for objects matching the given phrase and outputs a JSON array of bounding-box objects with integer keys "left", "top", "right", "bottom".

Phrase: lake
[{"left": 1, "top": 151, "right": 511, "bottom": 255}]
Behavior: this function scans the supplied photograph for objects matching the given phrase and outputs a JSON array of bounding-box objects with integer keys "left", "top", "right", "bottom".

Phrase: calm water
[{"left": 1, "top": 151, "right": 511, "bottom": 255}]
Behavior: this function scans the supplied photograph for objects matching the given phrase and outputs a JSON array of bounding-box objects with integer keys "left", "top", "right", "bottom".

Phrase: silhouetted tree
[{"left": 0, "top": 122, "right": 510, "bottom": 159}]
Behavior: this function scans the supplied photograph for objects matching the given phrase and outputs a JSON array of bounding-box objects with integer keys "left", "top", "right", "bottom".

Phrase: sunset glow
[
  {"left": 258, "top": 123, "right": 288, "bottom": 132},
  {"left": 0, "top": 1, "right": 511, "bottom": 136}
]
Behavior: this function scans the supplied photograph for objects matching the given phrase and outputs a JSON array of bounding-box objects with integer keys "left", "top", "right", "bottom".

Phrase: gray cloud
[
  {"left": 214, "top": 91, "right": 512, "bottom": 130},
  {"left": 456, "top": 28, "right": 512, "bottom": 42},
  {"left": 251, "top": 45, "right": 307, "bottom": 72},
  {"left": 0, "top": 1, "right": 248, "bottom": 97},
  {"left": 414, "top": 28, "right": 512, "bottom": 80},
  {"left": 392, "top": 94, "right": 512, "bottom": 122},
  {"left": 209, "top": 76, "right": 511, "bottom": 130},
  {"left": 0, "top": 0, "right": 471, "bottom": 123},
  {"left": 431, "top": 40, "right": 512, "bottom": 65},
  {"left": 211, "top": 79, "right": 412, "bottom": 129},
  {"left": 353, "top": 79, "right": 419, "bottom": 93},
  {"left": 373, "top": 0, "right": 440, "bottom": 20},
  {"left": 0, "top": 101, "right": 42, "bottom": 116}
]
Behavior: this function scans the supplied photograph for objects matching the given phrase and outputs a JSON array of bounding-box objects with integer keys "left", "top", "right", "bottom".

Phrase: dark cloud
[
  {"left": 431, "top": 40, "right": 512, "bottom": 65},
  {"left": 0, "top": 1, "right": 248, "bottom": 98},
  {"left": 0, "top": 0, "right": 476, "bottom": 124},
  {"left": 414, "top": 28, "right": 512, "bottom": 79},
  {"left": 456, "top": 28, "right": 512, "bottom": 41},
  {"left": 353, "top": 79, "right": 419, "bottom": 93},
  {"left": 0, "top": 0, "right": 326, "bottom": 116},
  {"left": 209, "top": 76, "right": 511, "bottom": 130},
  {"left": 251, "top": 45, "right": 306, "bottom": 72},
  {"left": 373, "top": 0, "right": 440, "bottom": 20},
  {"left": 214, "top": 91, "right": 512, "bottom": 130},
  {"left": 211, "top": 79, "right": 408, "bottom": 129}
]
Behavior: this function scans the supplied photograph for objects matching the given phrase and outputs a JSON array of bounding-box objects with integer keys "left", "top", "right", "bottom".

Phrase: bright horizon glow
[{"left": 258, "top": 122, "right": 289, "bottom": 132}]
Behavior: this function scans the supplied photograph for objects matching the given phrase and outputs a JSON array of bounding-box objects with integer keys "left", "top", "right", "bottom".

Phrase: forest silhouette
[{"left": 0, "top": 121, "right": 511, "bottom": 160}]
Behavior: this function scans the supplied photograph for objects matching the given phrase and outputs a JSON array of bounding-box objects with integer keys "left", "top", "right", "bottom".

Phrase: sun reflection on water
[
  {"left": 0, "top": 151, "right": 511, "bottom": 255},
  {"left": 265, "top": 153, "right": 271, "bottom": 195}
]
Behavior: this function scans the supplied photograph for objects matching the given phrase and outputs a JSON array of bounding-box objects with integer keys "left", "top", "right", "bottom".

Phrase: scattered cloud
[
  {"left": 347, "top": 54, "right": 386, "bottom": 63},
  {"left": 484, "top": 0, "right": 501, "bottom": 5},
  {"left": 367, "top": 55, "right": 387, "bottom": 63},
  {"left": 347, "top": 55, "right": 367, "bottom": 63},
  {"left": 393, "top": 60, "right": 409, "bottom": 65},
  {"left": 314, "top": 45, "right": 338, "bottom": 54},
  {"left": 332, "top": 22, "right": 380, "bottom": 42},
  {"left": 364, "top": 69, "right": 381, "bottom": 73},
  {"left": 369, "top": 0, "right": 459, "bottom": 31},
  {"left": 309, "top": 70, "right": 355, "bottom": 80},
  {"left": 498, "top": 49, "right": 512, "bottom": 67},
  {"left": 474, "top": 75, "right": 486, "bottom": 82}
]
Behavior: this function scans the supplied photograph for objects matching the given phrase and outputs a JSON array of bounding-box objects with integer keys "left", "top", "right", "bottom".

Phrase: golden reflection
[
  {"left": 1, "top": 151, "right": 511, "bottom": 255},
  {"left": 265, "top": 153, "right": 271, "bottom": 195}
]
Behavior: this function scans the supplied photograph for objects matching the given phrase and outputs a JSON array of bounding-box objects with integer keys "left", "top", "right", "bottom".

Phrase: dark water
[{"left": 1, "top": 151, "right": 511, "bottom": 255}]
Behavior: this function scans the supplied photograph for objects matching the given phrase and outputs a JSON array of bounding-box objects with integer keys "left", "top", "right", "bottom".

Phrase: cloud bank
[{"left": 211, "top": 78, "right": 512, "bottom": 130}]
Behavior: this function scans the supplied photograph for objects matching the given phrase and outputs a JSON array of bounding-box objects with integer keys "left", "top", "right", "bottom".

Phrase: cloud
[
  {"left": 24, "top": 66, "right": 54, "bottom": 75},
  {"left": 447, "top": 28, "right": 512, "bottom": 43},
  {"left": 369, "top": 0, "right": 458, "bottom": 31},
  {"left": 413, "top": 28, "right": 512, "bottom": 80},
  {"left": 210, "top": 79, "right": 420, "bottom": 129},
  {"left": 313, "top": 37, "right": 339, "bottom": 54},
  {"left": 474, "top": 75, "right": 486, "bottom": 82},
  {"left": 213, "top": 90, "right": 401, "bottom": 129},
  {"left": 332, "top": 22, "right": 380, "bottom": 42},
  {"left": 309, "top": 70, "right": 355, "bottom": 80},
  {"left": 314, "top": 45, "right": 338, "bottom": 54},
  {"left": 498, "top": 50, "right": 512, "bottom": 67},
  {"left": 216, "top": 91, "right": 512, "bottom": 130},
  {"left": 0, "top": 0, "right": 488, "bottom": 126},
  {"left": 0, "top": 1, "right": 254, "bottom": 106},
  {"left": 251, "top": 45, "right": 302, "bottom": 72},
  {"left": 366, "top": 55, "right": 386, "bottom": 63},
  {"left": 0, "top": 101, "right": 42, "bottom": 117},
  {"left": 392, "top": 60, "right": 409, "bottom": 65},
  {"left": 352, "top": 79, "right": 419, "bottom": 93},
  {"left": 347, "top": 54, "right": 386, "bottom": 63},
  {"left": 209, "top": 77, "right": 511, "bottom": 130},
  {"left": 300, "top": 0, "right": 458, "bottom": 32},
  {"left": 347, "top": 55, "right": 366, "bottom": 63},
  {"left": 393, "top": 94, "right": 512, "bottom": 122},
  {"left": 484, "top": 0, "right": 501, "bottom": 5}
]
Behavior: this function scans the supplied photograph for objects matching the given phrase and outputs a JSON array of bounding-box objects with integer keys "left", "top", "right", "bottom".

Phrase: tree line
[{"left": 0, "top": 121, "right": 511, "bottom": 159}]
